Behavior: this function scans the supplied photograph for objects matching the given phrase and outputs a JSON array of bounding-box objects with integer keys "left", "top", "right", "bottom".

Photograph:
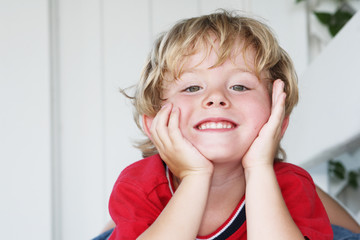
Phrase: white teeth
[{"left": 198, "top": 122, "right": 234, "bottom": 130}]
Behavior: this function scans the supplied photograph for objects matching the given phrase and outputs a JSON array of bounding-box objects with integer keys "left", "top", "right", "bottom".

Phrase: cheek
[
  {"left": 256, "top": 107, "right": 271, "bottom": 129},
  {"left": 167, "top": 97, "right": 195, "bottom": 128},
  {"left": 167, "top": 95, "right": 195, "bottom": 113},
  {"left": 245, "top": 98, "right": 271, "bottom": 129}
]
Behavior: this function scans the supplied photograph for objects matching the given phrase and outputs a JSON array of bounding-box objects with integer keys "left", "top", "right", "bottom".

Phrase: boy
[{"left": 108, "top": 10, "right": 333, "bottom": 239}]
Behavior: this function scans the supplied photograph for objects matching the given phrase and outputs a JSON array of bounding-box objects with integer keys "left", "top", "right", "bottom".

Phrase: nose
[{"left": 202, "top": 91, "right": 230, "bottom": 108}]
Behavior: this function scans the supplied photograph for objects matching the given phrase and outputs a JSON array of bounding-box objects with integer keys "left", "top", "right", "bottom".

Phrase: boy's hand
[
  {"left": 242, "top": 79, "right": 287, "bottom": 169},
  {"left": 150, "top": 104, "right": 214, "bottom": 180}
]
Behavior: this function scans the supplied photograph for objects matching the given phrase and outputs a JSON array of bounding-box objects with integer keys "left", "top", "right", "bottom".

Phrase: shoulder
[
  {"left": 273, "top": 162, "right": 316, "bottom": 192},
  {"left": 115, "top": 154, "right": 167, "bottom": 187},
  {"left": 109, "top": 155, "right": 172, "bottom": 237},
  {"left": 274, "top": 162, "right": 313, "bottom": 181},
  {"left": 118, "top": 154, "right": 165, "bottom": 180},
  {"left": 273, "top": 163, "right": 333, "bottom": 238},
  {"left": 112, "top": 154, "right": 169, "bottom": 195}
]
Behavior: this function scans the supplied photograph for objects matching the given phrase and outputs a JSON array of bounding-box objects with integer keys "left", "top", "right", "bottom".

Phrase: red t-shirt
[{"left": 108, "top": 154, "right": 333, "bottom": 239}]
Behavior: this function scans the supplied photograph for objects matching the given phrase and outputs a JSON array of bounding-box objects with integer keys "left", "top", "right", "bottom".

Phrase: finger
[
  {"left": 150, "top": 103, "right": 172, "bottom": 150},
  {"left": 167, "top": 106, "right": 205, "bottom": 157},
  {"left": 271, "top": 80, "right": 286, "bottom": 115},
  {"left": 266, "top": 80, "right": 286, "bottom": 137},
  {"left": 269, "top": 92, "right": 286, "bottom": 138},
  {"left": 272, "top": 79, "right": 285, "bottom": 110},
  {"left": 168, "top": 106, "right": 183, "bottom": 145},
  {"left": 272, "top": 92, "right": 286, "bottom": 126},
  {"left": 149, "top": 115, "right": 164, "bottom": 151}
]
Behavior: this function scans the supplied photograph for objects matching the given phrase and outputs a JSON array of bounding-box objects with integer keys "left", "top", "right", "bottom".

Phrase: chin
[
  {"left": 198, "top": 147, "right": 245, "bottom": 164},
  {"left": 189, "top": 136, "right": 251, "bottom": 163}
]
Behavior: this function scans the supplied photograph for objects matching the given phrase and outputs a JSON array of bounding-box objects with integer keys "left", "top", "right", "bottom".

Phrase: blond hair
[{"left": 125, "top": 10, "right": 299, "bottom": 159}]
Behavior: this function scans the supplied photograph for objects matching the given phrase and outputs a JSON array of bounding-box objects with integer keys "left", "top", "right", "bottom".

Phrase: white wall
[
  {"left": 56, "top": 1, "right": 106, "bottom": 239},
  {"left": 1, "top": 1, "right": 311, "bottom": 239},
  {"left": 0, "top": 1, "right": 52, "bottom": 239},
  {"left": 251, "top": 0, "right": 308, "bottom": 74}
]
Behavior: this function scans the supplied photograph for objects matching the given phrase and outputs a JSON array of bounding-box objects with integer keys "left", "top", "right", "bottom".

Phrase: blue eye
[
  {"left": 231, "top": 85, "right": 248, "bottom": 91},
  {"left": 184, "top": 86, "right": 202, "bottom": 92}
]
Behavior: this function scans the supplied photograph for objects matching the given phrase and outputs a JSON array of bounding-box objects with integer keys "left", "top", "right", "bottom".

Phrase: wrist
[
  {"left": 179, "top": 168, "right": 213, "bottom": 182},
  {"left": 244, "top": 163, "right": 274, "bottom": 180},
  {"left": 175, "top": 161, "right": 214, "bottom": 181}
]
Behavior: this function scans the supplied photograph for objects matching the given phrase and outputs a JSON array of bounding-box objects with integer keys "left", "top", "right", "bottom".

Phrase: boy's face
[{"left": 161, "top": 45, "right": 272, "bottom": 163}]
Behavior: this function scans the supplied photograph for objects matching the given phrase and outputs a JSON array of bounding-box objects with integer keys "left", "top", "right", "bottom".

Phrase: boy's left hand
[{"left": 242, "top": 79, "right": 287, "bottom": 169}]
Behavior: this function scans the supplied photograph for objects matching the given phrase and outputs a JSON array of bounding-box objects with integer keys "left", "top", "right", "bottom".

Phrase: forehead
[{"left": 180, "top": 41, "right": 257, "bottom": 75}]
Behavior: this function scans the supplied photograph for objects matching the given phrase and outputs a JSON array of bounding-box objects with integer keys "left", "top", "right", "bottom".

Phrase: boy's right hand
[
  {"left": 149, "top": 103, "right": 214, "bottom": 181},
  {"left": 139, "top": 103, "right": 213, "bottom": 240}
]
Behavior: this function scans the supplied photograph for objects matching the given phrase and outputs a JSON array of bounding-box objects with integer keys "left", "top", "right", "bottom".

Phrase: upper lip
[{"left": 194, "top": 117, "right": 238, "bottom": 130}]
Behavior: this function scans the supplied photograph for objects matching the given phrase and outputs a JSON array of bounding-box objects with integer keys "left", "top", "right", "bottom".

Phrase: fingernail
[{"left": 277, "top": 80, "right": 284, "bottom": 90}]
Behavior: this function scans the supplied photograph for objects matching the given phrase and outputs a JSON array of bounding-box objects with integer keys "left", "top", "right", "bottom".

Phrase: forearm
[
  {"left": 245, "top": 165, "right": 303, "bottom": 240},
  {"left": 316, "top": 186, "right": 360, "bottom": 233},
  {"left": 137, "top": 173, "right": 211, "bottom": 240}
]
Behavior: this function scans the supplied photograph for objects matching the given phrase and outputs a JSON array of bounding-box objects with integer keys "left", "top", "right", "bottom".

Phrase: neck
[
  {"left": 199, "top": 161, "right": 246, "bottom": 236},
  {"left": 210, "top": 161, "right": 245, "bottom": 188},
  {"left": 206, "top": 161, "right": 245, "bottom": 206},
  {"left": 172, "top": 161, "right": 245, "bottom": 197}
]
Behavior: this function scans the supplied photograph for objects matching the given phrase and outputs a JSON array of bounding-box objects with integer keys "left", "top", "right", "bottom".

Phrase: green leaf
[
  {"left": 296, "top": 0, "right": 305, "bottom": 3},
  {"left": 329, "top": 9, "right": 353, "bottom": 36},
  {"left": 328, "top": 160, "right": 346, "bottom": 179},
  {"left": 329, "top": 25, "right": 340, "bottom": 37},
  {"left": 314, "top": 12, "right": 332, "bottom": 25},
  {"left": 348, "top": 171, "right": 359, "bottom": 189}
]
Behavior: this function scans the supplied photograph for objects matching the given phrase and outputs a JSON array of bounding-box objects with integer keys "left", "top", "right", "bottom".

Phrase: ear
[
  {"left": 280, "top": 116, "right": 290, "bottom": 138},
  {"left": 142, "top": 114, "right": 154, "bottom": 140}
]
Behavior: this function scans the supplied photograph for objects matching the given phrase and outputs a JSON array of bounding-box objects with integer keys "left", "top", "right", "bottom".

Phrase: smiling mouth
[{"left": 196, "top": 121, "right": 237, "bottom": 130}]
